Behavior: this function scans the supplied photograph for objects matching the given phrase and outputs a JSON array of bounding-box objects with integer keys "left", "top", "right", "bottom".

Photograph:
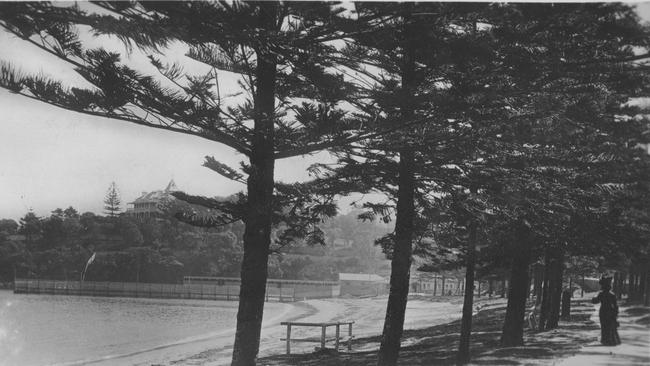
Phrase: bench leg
[
  {"left": 321, "top": 325, "right": 326, "bottom": 350},
  {"left": 335, "top": 324, "right": 340, "bottom": 351},
  {"left": 286, "top": 325, "right": 291, "bottom": 355},
  {"left": 348, "top": 323, "right": 353, "bottom": 351}
]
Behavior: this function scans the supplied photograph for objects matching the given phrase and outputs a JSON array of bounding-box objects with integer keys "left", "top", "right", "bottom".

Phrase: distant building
[
  {"left": 410, "top": 272, "right": 464, "bottom": 296},
  {"left": 339, "top": 272, "right": 388, "bottom": 297},
  {"left": 126, "top": 180, "right": 177, "bottom": 218}
]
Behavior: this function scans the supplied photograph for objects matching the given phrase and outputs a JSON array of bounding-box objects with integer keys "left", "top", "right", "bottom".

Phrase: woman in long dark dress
[{"left": 591, "top": 276, "right": 621, "bottom": 346}]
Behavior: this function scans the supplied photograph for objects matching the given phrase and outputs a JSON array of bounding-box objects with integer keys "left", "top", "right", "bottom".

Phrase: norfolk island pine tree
[
  {"left": 329, "top": 2, "right": 650, "bottom": 361},
  {"left": 0, "top": 2, "right": 385, "bottom": 365}
]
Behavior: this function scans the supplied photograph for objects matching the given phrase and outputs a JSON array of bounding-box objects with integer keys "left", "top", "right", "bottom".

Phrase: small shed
[{"left": 339, "top": 273, "right": 388, "bottom": 297}]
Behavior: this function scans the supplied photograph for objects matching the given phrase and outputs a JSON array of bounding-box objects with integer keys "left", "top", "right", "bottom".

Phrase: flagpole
[{"left": 82, "top": 252, "right": 96, "bottom": 282}]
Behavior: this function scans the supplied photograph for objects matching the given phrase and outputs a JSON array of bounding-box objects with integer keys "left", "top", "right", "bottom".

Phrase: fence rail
[{"left": 13, "top": 279, "right": 297, "bottom": 302}]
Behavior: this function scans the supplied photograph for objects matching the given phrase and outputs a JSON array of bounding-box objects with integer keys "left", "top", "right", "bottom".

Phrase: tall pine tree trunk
[
  {"left": 546, "top": 252, "right": 564, "bottom": 329},
  {"left": 539, "top": 251, "right": 552, "bottom": 330},
  {"left": 457, "top": 220, "right": 477, "bottom": 364},
  {"left": 231, "top": 5, "right": 277, "bottom": 365},
  {"left": 377, "top": 14, "right": 416, "bottom": 365},
  {"left": 538, "top": 249, "right": 563, "bottom": 331},
  {"left": 500, "top": 223, "right": 532, "bottom": 347},
  {"left": 377, "top": 147, "right": 415, "bottom": 366},
  {"left": 628, "top": 266, "right": 635, "bottom": 300},
  {"left": 643, "top": 262, "right": 650, "bottom": 306},
  {"left": 534, "top": 263, "right": 544, "bottom": 305},
  {"left": 615, "top": 271, "right": 624, "bottom": 300},
  {"left": 638, "top": 268, "right": 648, "bottom": 304}
]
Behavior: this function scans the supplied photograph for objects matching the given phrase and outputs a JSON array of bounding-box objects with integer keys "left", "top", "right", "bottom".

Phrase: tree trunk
[
  {"left": 539, "top": 249, "right": 564, "bottom": 331},
  {"left": 538, "top": 252, "right": 551, "bottom": 331},
  {"left": 500, "top": 223, "right": 531, "bottom": 347},
  {"left": 526, "top": 268, "right": 532, "bottom": 300},
  {"left": 501, "top": 278, "right": 506, "bottom": 298},
  {"left": 627, "top": 270, "right": 633, "bottom": 300},
  {"left": 534, "top": 264, "right": 543, "bottom": 305},
  {"left": 613, "top": 272, "right": 621, "bottom": 299},
  {"left": 640, "top": 268, "right": 647, "bottom": 304},
  {"left": 546, "top": 253, "right": 564, "bottom": 329},
  {"left": 629, "top": 266, "right": 636, "bottom": 301},
  {"left": 377, "top": 21, "right": 417, "bottom": 363},
  {"left": 231, "top": 5, "right": 277, "bottom": 365},
  {"left": 619, "top": 272, "right": 626, "bottom": 300},
  {"left": 457, "top": 221, "right": 477, "bottom": 364},
  {"left": 434, "top": 277, "right": 438, "bottom": 296},
  {"left": 643, "top": 263, "right": 650, "bottom": 306},
  {"left": 377, "top": 147, "right": 416, "bottom": 366}
]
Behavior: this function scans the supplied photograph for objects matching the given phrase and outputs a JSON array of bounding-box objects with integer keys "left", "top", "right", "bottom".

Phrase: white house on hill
[{"left": 126, "top": 180, "right": 177, "bottom": 218}]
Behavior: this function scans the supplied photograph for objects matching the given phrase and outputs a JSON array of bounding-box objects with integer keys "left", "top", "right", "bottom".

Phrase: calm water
[{"left": 0, "top": 290, "right": 287, "bottom": 366}]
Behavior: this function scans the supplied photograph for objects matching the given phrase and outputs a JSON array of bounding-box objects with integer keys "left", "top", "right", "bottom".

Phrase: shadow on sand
[{"left": 259, "top": 298, "right": 599, "bottom": 365}]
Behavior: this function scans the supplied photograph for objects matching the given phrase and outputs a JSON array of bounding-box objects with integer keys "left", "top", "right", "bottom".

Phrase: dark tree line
[{"left": 0, "top": 207, "right": 385, "bottom": 285}]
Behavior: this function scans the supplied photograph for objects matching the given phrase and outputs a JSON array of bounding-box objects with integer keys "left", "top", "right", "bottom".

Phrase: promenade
[
  {"left": 258, "top": 296, "right": 650, "bottom": 366},
  {"left": 555, "top": 303, "right": 650, "bottom": 366}
]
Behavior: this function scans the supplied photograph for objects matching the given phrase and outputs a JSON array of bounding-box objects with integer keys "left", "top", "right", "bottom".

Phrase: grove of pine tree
[{"left": 1, "top": 2, "right": 650, "bottom": 366}]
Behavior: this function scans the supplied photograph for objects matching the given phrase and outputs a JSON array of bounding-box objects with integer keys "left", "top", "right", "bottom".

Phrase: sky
[
  {"left": 0, "top": 1, "right": 330, "bottom": 221},
  {"left": 0, "top": 1, "right": 649, "bottom": 221}
]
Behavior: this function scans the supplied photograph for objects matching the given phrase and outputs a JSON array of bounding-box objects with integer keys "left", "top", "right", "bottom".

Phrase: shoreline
[{"left": 82, "top": 300, "right": 314, "bottom": 366}]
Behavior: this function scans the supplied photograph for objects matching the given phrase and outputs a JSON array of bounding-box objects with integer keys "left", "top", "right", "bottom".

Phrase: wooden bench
[
  {"left": 526, "top": 304, "right": 539, "bottom": 330},
  {"left": 280, "top": 321, "right": 354, "bottom": 355}
]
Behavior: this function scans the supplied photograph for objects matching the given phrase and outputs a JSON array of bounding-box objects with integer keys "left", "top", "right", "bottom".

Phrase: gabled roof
[
  {"left": 339, "top": 273, "right": 386, "bottom": 282},
  {"left": 129, "top": 180, "right": 177, "bottom": 204},
  {"left": 165, "top": 179, "right": 177, "bottom": 192}
]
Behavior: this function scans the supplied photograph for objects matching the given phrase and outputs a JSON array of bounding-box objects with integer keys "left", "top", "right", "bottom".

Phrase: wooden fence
[
  {"left": 13, "top": 279, "right": 296, "bottom": 302},
  {"left": 184, "top": 276, "right": 341, "bottom": 300}
]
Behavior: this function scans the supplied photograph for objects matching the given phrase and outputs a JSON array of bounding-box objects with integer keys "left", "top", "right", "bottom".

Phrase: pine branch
[{"left": 2, "top": 84, "right": 251, "bottom": 156}]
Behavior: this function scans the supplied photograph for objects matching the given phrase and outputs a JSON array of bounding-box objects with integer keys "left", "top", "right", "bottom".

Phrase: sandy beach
[{"left": 99, "top": 296, "right": 465, "bottom": 366}]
